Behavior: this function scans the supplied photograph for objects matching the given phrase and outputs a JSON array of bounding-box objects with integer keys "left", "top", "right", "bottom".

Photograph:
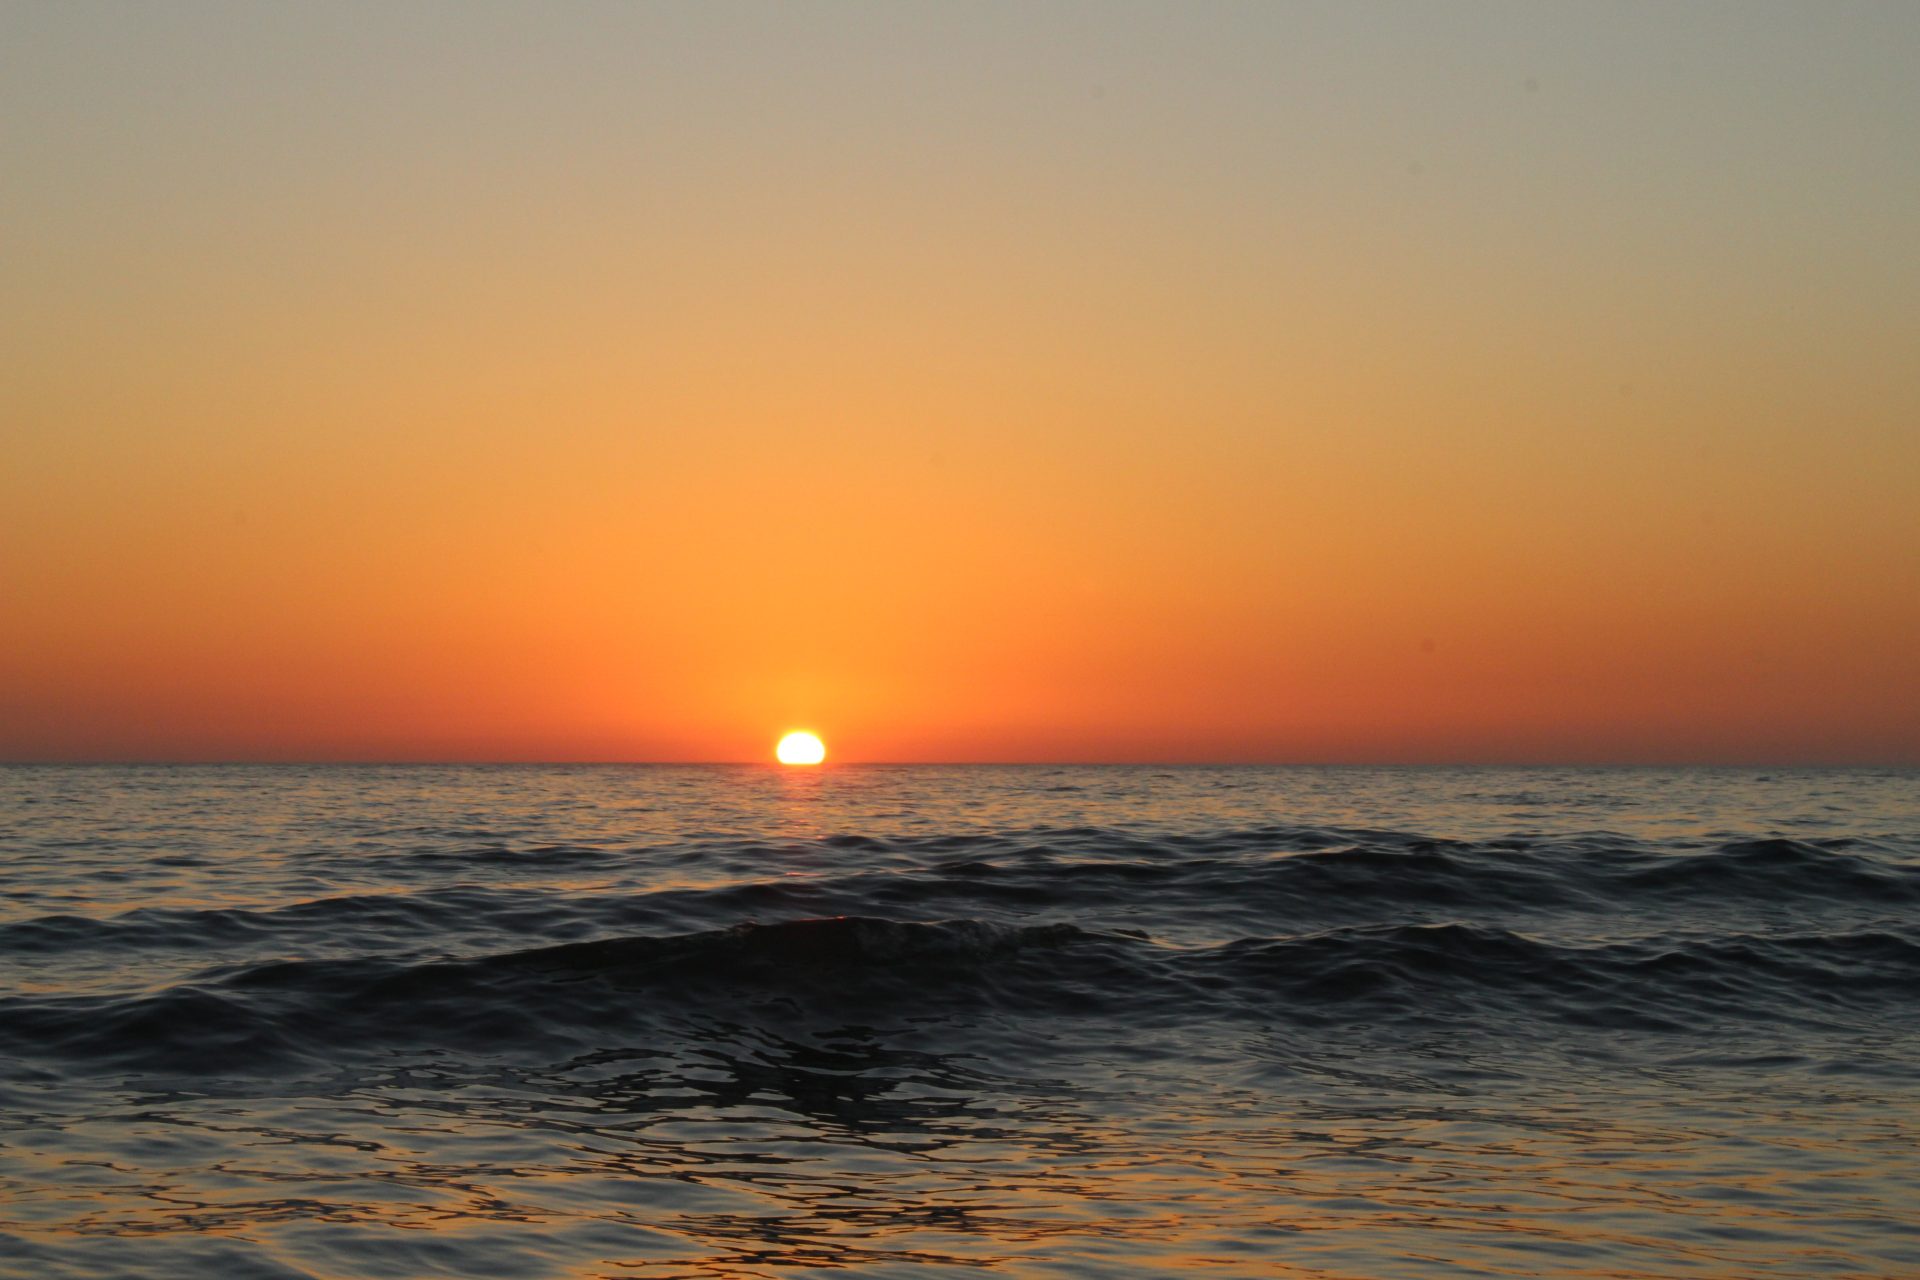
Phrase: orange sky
[{"left": 3, "top": 4, "right": 1916, "bottom": 763}]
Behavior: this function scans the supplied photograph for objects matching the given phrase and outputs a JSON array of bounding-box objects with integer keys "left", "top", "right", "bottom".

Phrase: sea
[{"left": 1, "top": 764, "right": 1916, "bottom": 1278}]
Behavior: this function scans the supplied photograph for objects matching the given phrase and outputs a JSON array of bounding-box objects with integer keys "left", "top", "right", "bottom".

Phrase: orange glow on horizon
[{"left": 1, "top": 7, "right": 1915, "bottom": 765}]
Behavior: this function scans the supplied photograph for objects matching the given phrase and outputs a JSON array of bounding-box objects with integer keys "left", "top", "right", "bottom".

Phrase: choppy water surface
[{"left": 1, "top": 765, "right": 1916, "bottom": 1278}]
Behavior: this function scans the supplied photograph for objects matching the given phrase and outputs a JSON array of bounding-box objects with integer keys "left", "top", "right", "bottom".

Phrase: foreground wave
[{"left": 6, "top": 911, "right": 1917, "bottom": 1074}]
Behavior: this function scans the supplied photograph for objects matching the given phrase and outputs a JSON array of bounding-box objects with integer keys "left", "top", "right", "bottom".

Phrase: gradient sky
[{"left": 3, "top": 1, "right": 1917, "bottom": 763}]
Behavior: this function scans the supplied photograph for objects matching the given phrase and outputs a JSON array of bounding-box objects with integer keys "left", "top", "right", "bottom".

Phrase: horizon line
[{"left": 2, "top": 759, "right": 1914, "bottom": 770}]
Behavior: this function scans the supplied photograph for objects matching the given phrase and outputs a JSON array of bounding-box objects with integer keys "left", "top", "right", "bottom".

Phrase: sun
[{"left": 775, "top": 731, "right": 826, "bottom": 766}]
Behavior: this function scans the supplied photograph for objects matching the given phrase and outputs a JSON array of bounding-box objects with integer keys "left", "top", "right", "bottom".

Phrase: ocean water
[{"left": 1, "top": 765, "right": 1916, "bottom": 1279}]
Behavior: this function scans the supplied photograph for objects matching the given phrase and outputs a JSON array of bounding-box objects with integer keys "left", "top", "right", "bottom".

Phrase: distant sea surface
[{"left": 2, "top": 765, "right": 1917, "bottom": 1278}]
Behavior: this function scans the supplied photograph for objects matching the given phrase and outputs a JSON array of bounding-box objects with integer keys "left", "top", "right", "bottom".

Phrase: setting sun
[{"left": 775, "top": 731, "right": 826, "bottom": 766}]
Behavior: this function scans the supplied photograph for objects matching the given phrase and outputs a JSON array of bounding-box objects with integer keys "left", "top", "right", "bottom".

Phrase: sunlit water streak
[{"left": 1, "top": 765, "right": 1916, "bottom": 1278}]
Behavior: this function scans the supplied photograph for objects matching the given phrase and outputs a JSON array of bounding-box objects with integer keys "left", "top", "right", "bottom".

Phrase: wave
[
  {"left": 5, "top": 833, "right": 1911, "bottom": 968},
  {"left": 3, "top": 914, "right": 1915, "bottom": 1075}
]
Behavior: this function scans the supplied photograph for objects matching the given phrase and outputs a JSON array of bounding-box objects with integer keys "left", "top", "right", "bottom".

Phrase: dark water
[{"left": 2, "top": 766, "right": 1917, "bottom": 1278}]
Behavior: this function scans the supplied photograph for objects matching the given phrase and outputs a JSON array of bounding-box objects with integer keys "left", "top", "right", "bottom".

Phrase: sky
[{"left": 2, "top": 1, "right": 1916, "bottom": 764}]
